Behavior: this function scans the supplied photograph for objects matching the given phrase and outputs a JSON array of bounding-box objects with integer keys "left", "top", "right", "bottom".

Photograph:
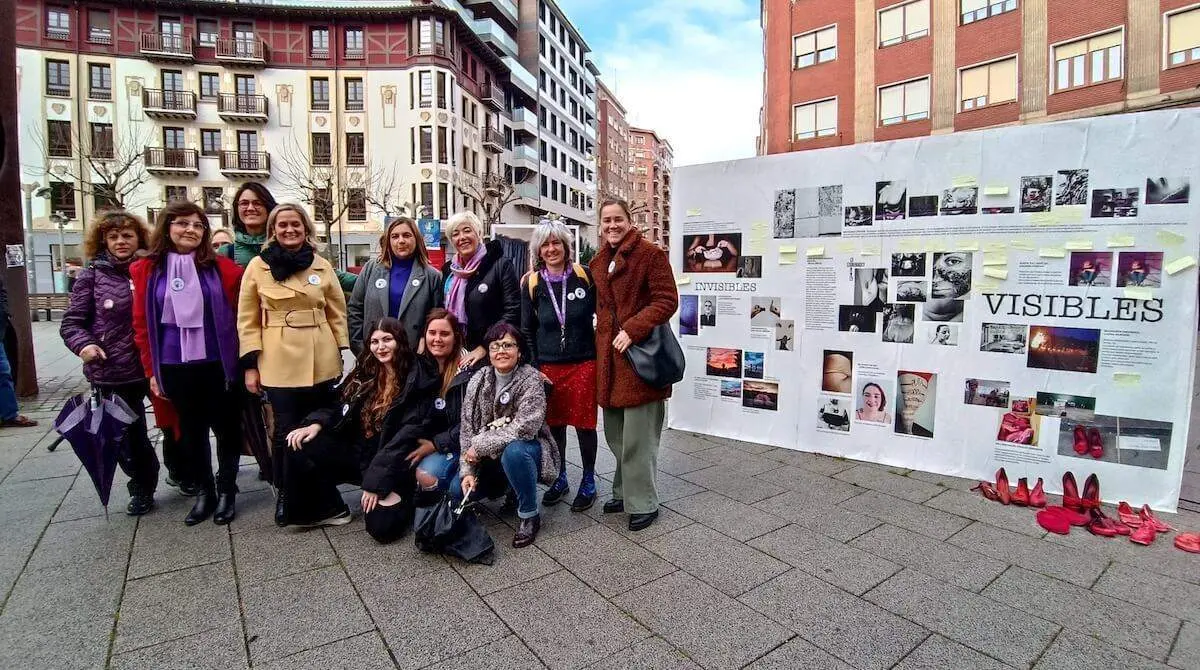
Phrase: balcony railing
[
  {"left": 415, "top": 43, "right": 448, "bottom": 57},
  {"left": 144, "top": 147, "right": 199, "bottom": 173},
  {"left": 88, "top": 28, "right": 112, "bottom": 45},
  {"left": 217, "top": 93, "right": 269, "bottom": 121},
  {"left": 142, "top": 89, "right": 197, "bottom": 117},
  {"left": 90, "top": 87, "right": 112, "bottom": 101},
  {"left": 345, "top": 47, "right": 365, "bottom": 60},
  {"left": 345, "top": 98, "right": 364, "bottom": 112},
  {"left": 46, "top": 82, "right": 70, "bottom": 97},
  {"left": 482, "top": 83, "right": 504, "bottom": 110},
  {"left": 215, "top": 37, "right": 268, "bottom": 65},
  {"left": 482, "top": 126, "right": 505, "bottom": 153},
  {"left": 219, "top": 151, "right": 271, "bottom": 176},
  {"left": 140, "top": 32, "right": 195, "bottom": 59}
]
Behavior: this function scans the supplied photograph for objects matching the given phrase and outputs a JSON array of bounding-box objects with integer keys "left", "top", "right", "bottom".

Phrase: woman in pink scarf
[{"left": 440, "top": 211, "right": 520, "bottom": 370}]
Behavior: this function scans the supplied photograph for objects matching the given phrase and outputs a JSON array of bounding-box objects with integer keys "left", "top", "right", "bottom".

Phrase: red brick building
[
  {"left": 629, "top": 127, "right": 672, "bottom": 250},
  {"left": 759, "top": 0, "right": 1200, "bottom": 155},
  {"left": 596, "top": 80, "right": 632, "bottom": 205}
]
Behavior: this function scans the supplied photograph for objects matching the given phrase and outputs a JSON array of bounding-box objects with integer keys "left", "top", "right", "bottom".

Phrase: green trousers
[{"left": 603, "top": 400, "right": 666, "bottom": 514}]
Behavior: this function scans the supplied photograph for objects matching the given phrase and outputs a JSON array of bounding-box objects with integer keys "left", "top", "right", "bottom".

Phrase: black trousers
[
  {"left": 160, "top": 362, "right": 242, "bottom": 494},
  {"left": 98, "top": 380, "right": 160, "bottom": 496},
  {"left": 266, "top": 383, "right": 346, "bottom": 524}
]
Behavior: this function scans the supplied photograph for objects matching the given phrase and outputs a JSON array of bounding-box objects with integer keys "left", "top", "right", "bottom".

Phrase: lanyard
[{"left": 541, "top": 269, "right": 568, "bottom": 348}]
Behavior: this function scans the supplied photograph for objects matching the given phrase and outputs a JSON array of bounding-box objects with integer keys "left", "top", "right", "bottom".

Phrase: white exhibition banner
[{"left": 668, "top": 110, "right": 1198, "bottom": 510}]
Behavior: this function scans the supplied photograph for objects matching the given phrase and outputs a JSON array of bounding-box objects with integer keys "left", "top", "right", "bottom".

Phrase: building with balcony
[
  {"left": 596, "top": 79, "right": 632, "bottom": 205},
  {"left": 759, "top": 0, "right": 1200, "bottom": 156},
  {"left": 629, "top": 127, "right": 673, "bottom": 251}
]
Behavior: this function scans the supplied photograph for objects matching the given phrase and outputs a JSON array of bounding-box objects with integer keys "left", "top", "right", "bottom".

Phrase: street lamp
[
  {"left": 49, "top": 211, "right": 68, "bottom": 293},
  {"left": 20, "top": 182, "right": 51, "bottom": 293}
]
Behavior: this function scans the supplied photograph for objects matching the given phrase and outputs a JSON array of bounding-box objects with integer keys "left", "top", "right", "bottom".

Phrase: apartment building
[
  {"left": 629, "top": 127, "right": 673, "bottom": 251},
  {"left": 596, "top": 79, "right": 632, "bottom": 206},
  {"left": 759, "top": 0, "right": 1200, "bottom": 155}
]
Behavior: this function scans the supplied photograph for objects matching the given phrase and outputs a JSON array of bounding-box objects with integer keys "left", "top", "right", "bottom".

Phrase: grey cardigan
[
  {"left": 459, "top": 364, "right": 559, "bottom": 483},
  {"left": 347, "top": 258, "right": 443, "bottom": 353}
]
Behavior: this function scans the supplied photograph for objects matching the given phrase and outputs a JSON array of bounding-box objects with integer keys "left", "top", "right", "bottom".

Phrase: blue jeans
[
  {"left": 0, "top": 342, "right": 19, "bottom": 421},
  {"left": 416, "top": 451, "right": 458, "bottom": 491},
  {"left": 450, "top": 439, "right": 543, "bottom": 520}
]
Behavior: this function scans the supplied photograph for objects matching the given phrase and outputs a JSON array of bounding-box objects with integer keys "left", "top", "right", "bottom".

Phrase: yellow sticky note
[
  {"left": 925, "top": 239, "right": 947, "bottom": 252},
  {"left": 837, "top": 241, "right": 858, "bottom": 254},
  {"left": 983, "top": 267, "right": 1009, "bottom": 280},
  {"left": 1167, "top": 256, "right": 1198, "bottom": 275},
  {"left": 675, "top": 276, "right": 691, "bottom": 286},
  {"left": 1010, "top": 239, "right": 1034, "bottom": 250},
  {"left": 983, "top": 254, "right": 1008, "bottom": 267},
  {"left": 898, "top": 238, "right": 921, "bottom": 252},
  {"left": 1106, "top": 235, "right": 1135, "bottom": 248},
  {"left": 952, "top": 176, "right": 977, "bottom": 188},
  {"left": 974, "top": 281, "right": 1001, "bottom": 293},
  {"left": 1113, "top": 371, "right": 1141, "bottom": 387},
  {"left": 1158, "top": 230, "right": 1187, "bottom": 246},
  {"left": 861, "top": 244, "right": 880, "bottom": 256},
  {"left": 806, "top": 246, "right": 825, "bottom": 257},
  {"left": 686, "top": 208, "right": 702, "bottom": 217},
  {"left": 956, "top": 240, "right": 980, "bottom": 252},
  {"left": 1064, "top": 240, "right": 1093, "bottom": 250},
  {"left": 984, "top": 242, "right": 1007, "bottom": 252},
  {"left": 1030, "top": 212, "right": 1055, "bottom": 225},
  {"left": 984, "top": 185, "right": 1009, "bottom": 196},
  {"left": 779, "top": 245, "right": 797, "bottom": 254},
  {"left": 1039, "top": 247, "right": 1066, "bottom": 258},
  {"left": 1054, "top": 208, "right": 1084, "bottom": 224},
  {"left": 779, "top": 256, "right": 796, "bottom": 265},
  {"left": 1123, "top": 287, "right": 1153, "bottom": 300}
]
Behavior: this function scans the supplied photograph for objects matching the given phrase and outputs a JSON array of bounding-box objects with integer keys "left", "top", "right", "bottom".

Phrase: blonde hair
[
  {"left": 446, "top": 210, "right": 484, "bottom": 240},
  {"left": 377, "top": 217, "right": 430, "bottom": 267},
  {"left": 263, "top": 203, "right": 320, "bottom": 250}
]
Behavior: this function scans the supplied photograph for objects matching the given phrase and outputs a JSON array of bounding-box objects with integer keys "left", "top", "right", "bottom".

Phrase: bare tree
[
  {"left": 457, "top": 171, "right": 519, "bottom": 234},
  {"left": 363, "top": 161, "right": 407, "bottom": 219},
  {"left": 25, "top": 121, "right": 154, "bottom": 211}
]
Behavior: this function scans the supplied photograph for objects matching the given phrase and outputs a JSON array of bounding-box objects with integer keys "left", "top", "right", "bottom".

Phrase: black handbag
[
  {"left": 624, "top": 322, "right": 686, "bottom": 389},
  {"left": 413, "top": 491, "right": 495, "bottom": 564}
]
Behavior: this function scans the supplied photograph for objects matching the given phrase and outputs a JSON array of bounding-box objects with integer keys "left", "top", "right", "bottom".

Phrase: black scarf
[{"left": 260, "top": 243, "right": 315, "bottom": 282}]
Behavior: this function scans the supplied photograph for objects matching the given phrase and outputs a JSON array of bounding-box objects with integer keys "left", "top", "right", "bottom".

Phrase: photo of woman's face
[
  {"left": 863, "top": 385, "right": 883, "bottom": 410},
  {"left": 931, "top": 253, "right": 971, "bottom": 298}
]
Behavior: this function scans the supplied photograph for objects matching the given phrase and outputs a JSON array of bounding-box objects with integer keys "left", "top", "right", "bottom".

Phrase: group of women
[{"left": 60, "top": 187, "right": 679, "bottom": 550}]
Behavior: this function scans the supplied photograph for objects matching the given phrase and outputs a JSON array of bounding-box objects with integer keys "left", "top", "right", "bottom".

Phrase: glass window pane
[
  {"left": 906, "top": 78, "right": 930, "bottom": 115},
  {"left": 880, "top": 86, "right": 904, "bottom": 122},
  {"left": 794, "top": 33, "right": 815, "bottom": 56},
  {"left": 1091, "top": 50, "right": 1105, "bottom": 83},
  {"left": 906, "top": 1, "right": 930, "bottom": 36},
  {"left": 795, "top": 105, "right": 816, "bottom": 135},
  {"left": 815, "top": 100, "right": 837, "bottom": 131},
  {"left": 1108, "top": 46, "right": 1122, "bottom": 79},
  {"left": 879, "top": 7, "right": 904, "bottom": 44},
  {"left": 816, "top": 27, "right": 836, "bottom": 50},
  {"left": 1056, "top": 59, "right": 1070, "bottom": 89},
  {"left": 1169, "top": 9, "right": 1200, "bottom": 54},
  {"left": 1072, "top": 54, "right": 1086, "bottom": 88}
]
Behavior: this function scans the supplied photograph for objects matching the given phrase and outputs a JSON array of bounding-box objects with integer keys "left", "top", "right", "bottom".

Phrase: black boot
[
  {"left": 274, "top": 490, "right": 288, "bottom": 527},
  {"left": 126, "top": 493, "right": 155, "bottom": 516},
  {"left": 213, "top": 493, "right": 236, "bottom": 525},
  {"left": 513, "top": 515, "right": 541, "bottom": 548},
  {"left": 185, "top": 490, "right": 216, "bottom": 526}
]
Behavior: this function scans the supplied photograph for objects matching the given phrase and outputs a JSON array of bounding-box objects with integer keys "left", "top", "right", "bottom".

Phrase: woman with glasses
[
  {"left": 441, "top": 211, "right": 520, "bottom": 371},
  {"left": 131, "top": 201, "right": 244, "bottom": 526},
  {"left": 348, "top": 216, "right": 442, "bottom": 353}
]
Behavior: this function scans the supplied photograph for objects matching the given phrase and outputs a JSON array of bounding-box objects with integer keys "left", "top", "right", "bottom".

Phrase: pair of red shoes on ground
[
  {"left": 1072, "top": 424, "right": 1104, "bottom": 459},
  {"left": 972, "top": 468, "right": 1046, "bottom": 507},
  {"left": 1037, "top": 472, "right": 1174, "bottom": 545}
]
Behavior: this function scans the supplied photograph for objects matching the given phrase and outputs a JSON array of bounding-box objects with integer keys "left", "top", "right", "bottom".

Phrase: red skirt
[{"left": 542, "top": 360, "right": 598, "bottom": 429}]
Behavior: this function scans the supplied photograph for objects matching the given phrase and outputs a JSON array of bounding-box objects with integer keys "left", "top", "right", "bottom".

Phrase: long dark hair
[
  {"left": 341, "top": 317, "right": 413, "bottom": 435},
  {"left": 146, "top": 200, "right": 216, "bottom": 267},
  {"left": 231, "top": 182, "right": 277, "bottom": 234}
]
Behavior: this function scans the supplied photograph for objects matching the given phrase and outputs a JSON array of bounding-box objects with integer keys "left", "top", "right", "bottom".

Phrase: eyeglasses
[
  {"left": 170, "top": 220, "right": 207, "bottom": 231},
  {"left": 488, "top": 341, "right": 518, "bottom": 352},
  {"left": 237, "top": 200, "right": 265, "bottom": 210}
]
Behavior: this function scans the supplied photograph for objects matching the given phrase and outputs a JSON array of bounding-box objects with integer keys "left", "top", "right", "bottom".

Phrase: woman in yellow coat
[{"left": 237, "top": 203, "right": 351, "bottom": 526}]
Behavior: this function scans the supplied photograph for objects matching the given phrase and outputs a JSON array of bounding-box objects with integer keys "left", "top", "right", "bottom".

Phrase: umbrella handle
[{"left": 47, "top": 434, "right": 66, "bottom": 452}]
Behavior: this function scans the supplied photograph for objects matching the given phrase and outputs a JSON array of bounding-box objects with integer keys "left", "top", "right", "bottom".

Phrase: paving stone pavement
[{"left": 2, "top": 321, "right": 1200, "bottom": 669}]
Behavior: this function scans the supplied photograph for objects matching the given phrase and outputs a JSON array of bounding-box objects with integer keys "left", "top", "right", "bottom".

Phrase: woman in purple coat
[{"left": 60, "top": 210, "right": 160, "bottom": 516}]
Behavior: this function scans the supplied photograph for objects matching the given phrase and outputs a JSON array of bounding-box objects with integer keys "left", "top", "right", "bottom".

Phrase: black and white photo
[
  {"left": 853, "top": 268, "right": 888, "bottom": 310},
  {"left": 818, "top": 185, "right": 844, "bottom": 234},
  {"left": 699, "top": 296, "right": 717, "bottom": 327},
  {"left": 1055, "top": 169, "right": 1088, "bottom": 206},
  {"left": 794, "top": 187, "right": 821, "bottom": 237},
  {"left": 838, "top": 305, "right": 877, "bottom": 332},
  {"left": 1020, "top": 176, "right": 1053, "bottom": 212},
  {"left": 875, "top": 181, "right": 907, "bottom": 221},
  {"left": 895, "top": 280, "right": 928, "bottom": 302},
  {"left": 908, "top": 195, "right": 938, "bottom": 217},
  {"left": 737, "top": 255, "right": 763, "bottom": 278},
  {"left": 980, "top": 323, "right": 1028, "bottom": 354},
  {"left": 891, "top": 252, "right": 926, "bottom": 277},
  {"left": 817, "top": 394, "right": 851, "bottom": 432},
  {"left": 844, "top": 205, "right": 873, "bottom": 227},
  {"left": 773, "top": 188, "right": 795, "bottom": 238},
  {"left": 1090, "top": 188, "right": 1139, "bottom": 218},
  {"left": 924, "top": 323, "right": 958, "bottom": 346},
  {"left": 940, "top": 187, "right": 978, "bottom": 215},
  {"left": 775, "top": 319, "right": 795, "bottom": 351},
  {"left": 1146, "top": 177, "right": 1190, "bottom": 205},
  {"left": 881, "top": 304, "right": 915, "bottom": 343}
]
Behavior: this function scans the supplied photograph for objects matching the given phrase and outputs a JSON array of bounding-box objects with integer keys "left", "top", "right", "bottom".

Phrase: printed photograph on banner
[
  {"left": 964, "top": 378, "right": 1010, "bottom": 407},
  {"left": 923, "top": 299, "right": 964, "bottom": 323},
  {"left": 1020, "top": 176, "right": 1053, "bottom": 213},
  {"left": 855, "top": 379, "right": 894, "bottom": 425},
  {"left": 743, "top": 380, "right": 780, "bottom": 411},
  {"left": 895, "top": 371, "right": 936, "bottom": 438},
  {"left": 818, "top": 185, "right": 844, "bottom": 233},
  {"left": 1068, "top": 251, "right": 1112, "bottom": 287},
  {"left": 844, "top": 205, "right": 873, "bottom": 227},
  {"left": 773, "top": 189, "right": 795, "bottom": 238},
  {"left": 1116, "top": 417, "right": 1174, "bottom": 469},
  {"left": 821, "top": 350, "right": 854, "bottom": 393},
  {"left": 1027, "top": 325, "right": 1101, "bottom": 373},
  {"left": 1115, "top": 252, "right": 1163, "bottom": 288},
  {"left": 838, "top": 305, "right": 877, "bottom": 333},
  {"left": 891, "top": 252, "right": 926, "bottom": 277},
  {"left": 1091, "top": 188, "right": 1140, "bottom": 218},
  {"left": 881, "top": 304, "right": 915, "bottom": 343},
  {"left": 875, "top": 181, "right": 907, "bottom": 221},
  {"left": 679, "top": 295, "right": 698, "bottom": 336},
  {"left": 737, "top": 255, "right": 763, "bottom": 278},
  {"left": 684, "top": 233, "right": 742, "bottom": 273},
  {"left": 997, "top": 397, "right": 1041, "bottom": 446},
  {"left": 705, "top": 347, "right": 742, "bottom": 378},
  {"left": 1055, "top": 169, "right": 1089, "bottom": 206},
  {"left": 924, "top": 323, "right": 958, "bottom": 346},
  {"left": 817, "top": 393, "right": 851, "bottom": 432},
  {"left": 908, "top": 195, "right": 938, "bottom": 217},
  {"left": 854, "top": 268, "right": 889, "bottom": 309},
  {"left": 750, "top": 297, "right": 781, "bottom": 326},
  {"left": 930, "top": 252, "right": 972, "bottom": 298},
  {"left": 699, "top": 296, "right": 717, "bottom": 328},
  {"left": 743, "top": 352, "right": 765, "bottom": 379},
  {"left": 720, "top": 380, "right": 742, "bottom": 399},
  {"left": 895, "top": 281, "right": 928, "bottom": 302},
  {"left": 775, "top": 320, "right": 795, "bottom": 351},
  {"left": 980, "top": 323, "right": 1028, "bottom": 354},
  {"left": 1035, "top": 392, "right": 1096, "bottom": 422},
  {"left": 982, "top": 206, "right": 1015, "bottom": 214},
  {"left": 1145, "top": 177, "right": 1190, "bottom": 205},
  {"left": 940, "top": 186, "right": 979, "bottom": 215},
  {"left": 1057, "top": 415, "right": 1120, "bottom": 465},
  {"left": 793, "top": 187, "right": 821, "bottom": 237}
]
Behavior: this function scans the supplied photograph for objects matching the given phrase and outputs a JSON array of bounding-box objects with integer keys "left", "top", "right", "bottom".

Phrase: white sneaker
[{"left": 297, "top": 510, "right": 352, "bottom": 528}]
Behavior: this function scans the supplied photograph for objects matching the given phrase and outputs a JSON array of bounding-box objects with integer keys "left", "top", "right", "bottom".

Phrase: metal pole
[
  {"left": 56, "top": 215, "right": 66, "bottom": 292},
  {"left": 20, "top": 185, "right": 35, "bottom": 292}
]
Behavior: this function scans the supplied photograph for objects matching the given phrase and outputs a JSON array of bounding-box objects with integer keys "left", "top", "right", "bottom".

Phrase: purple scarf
[
  {"left": 161, "top": 252, "right": 207, "bottom": 362},
  {"left": 446, "top": 245, "right": 487, "bottom": 325}
]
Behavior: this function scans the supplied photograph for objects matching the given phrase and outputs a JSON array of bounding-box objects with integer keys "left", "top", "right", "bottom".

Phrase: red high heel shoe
[
  {"left": 1062, "top": 472, "right": 1082, "bottom": 512},
  {"left": 1087, "top": 509, "right": 1131, "bottom": 537},
  {"left": 1130, "top": 514, "right": 1157, "bottom": 546},
  {"left": 1140, "top": 505, "right": 1174, "bottom": 532},
  {"left": 1010, "top": 478, "right": 1030, "bottom": 506},
  {"left": 1073, "top": 424, "right": 1089, "bottom": 455},
  {"left": 1175, "top": 533, "right": 1200, "bottom": 553},
  {"left": 1117, "top": 501, "right": 1141, "bottom": 527},
  {"left": 1087, "top": 427, "right": 1104, "bottom": 459},
  {"left": 1029, "top": 478, "right": 1047, "bottom": 508},
  {"left": 995, "top": 468, "right": 1011, "bottom": 505},
  {"left": 971, "top": 481, "right": 1000, "bottom": 501},
  {"left": 1080, "top": 473, "right": 1100, "bottom": 510}
]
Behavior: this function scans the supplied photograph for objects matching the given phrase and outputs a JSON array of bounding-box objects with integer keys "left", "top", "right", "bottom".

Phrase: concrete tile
[
  {"left": 1043, "top": 524, "right": 1200, "bottom": 587},
  {"left": 0, "top": 473, "right": 73, "bottom": 522},
  {"left": 893, "top": 635, "right": 1010, "bottom": 670},
  {"left": 740, "top": 569, "right": 927, "bottom": 670},
  {"left": 613, "top": 571, "right": 790, "bottom": 670},
  {"left": 1034, "top": 630, "right": 1172, "bottom": 670},
  {"left": 753, "top": 492, "right": 882, "bottom": 543},
  {"left": 665, "top": 491, "right": 787, "bottom": 541},
  {"left": 115, "top": 561, "right": 240, "bottom": 654},
  {"left": 753, "top": 465, "right": 864, "bottom": 504},
  {"left": 850, "top": 524, "right": 1008, "bottom": 593},
  {"left": 982, "top": 566, "right": 1180, "bottom": 662},
  {"left": 242, "top": 565, "right": 374, "bottom": 665},
  {"left": 643, "top": 523, "right": 788, "bottom": 597},
  {"left": 129, "top": 513, "right": 230, "bottom": 579},
  {"left": 51, "top": 471, "right": 134, "bottom": 522},
  {"left": 678, "top": 465, "right": 787, "bottom": 504},
  {"left": 226, "top": 488, "right": 281, "bottom": 535},
  {"left": 865, "top": 569, "right": 1059, "bottom": 669},
  {"left": 656, "top": 447, "right": 715, "bottom": 476},
  {"left": 652, "top": 471, "right": 707, "bottom": 504},
  {"left": 590, "top": 503, "right": 694, "bottom": 544},
  {"left": 451, "top": 523, "right": 560, "bottom": 596},
  {"left": 685, "top": 446, "right": 782, "bottom": 477},
  {"left": 1170, "top": 621, "right": 1200, "bottom": 670},
  {"left": 232, "top": 524, "right": 338, "bottom": 586},
  {"left": 840, "top": 490, "right": 971, "bottom": 541},
  {"left": 833, "top": 465, "right": 946, "bottom": 503},
  {"left": 540, "top": 524, "right": 675, "bottom": 597},
  {"left": 744, "top": 637, "right": 856, "bottom": 670},
  {"left": 946, "top": 521, "right": 1107, "bottom": 588},
  {"left": 488, "top": 570, "right": 649, "bottom": 670},
  {"left": 582, "top": 636, "right": 700, "bottom": 670},
  {"left": 756, "top": 448, "right": 858, "bottom": 476},
  {"left": 705, "top": 435, "right": 779, "bottom": 454},
  {"left": 330, "top": 527, "right": 449, "bottom": 583},
  {"left": 3, "top": 451, "right": 80, "bottom": 483},
  {"left": 589, "top": 443, "right": 619, "bottom": 475},
  {"left": 748, "top": 524, "right": 900, "bottom": 596},
  {"left": 1092, "top": 561, "right": 1200, "bottom": 624},
  {"left": 426, "top": 635, "right": 547, "bottom": 670},
  {"left": 924, "top": 489, "right": 1047, "bottom": 538},
  {"left": 906, "top": 469, "right": 979, "bottom": 493},
  {"left": 25, "top": 513, "right": 135, "bottom": 573},
  {"left": 659, "top": 430, "right": 722, "bottom": 454},
  {"left": 255, "top": 632, "right": 395, "bottom": 670},
  {"left": 110, "top": 627, "right": 248, "bottom": 670}
]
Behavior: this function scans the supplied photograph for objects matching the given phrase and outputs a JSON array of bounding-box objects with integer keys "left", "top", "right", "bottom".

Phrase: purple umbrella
[{"left": 53, "top": 390, "right": 137, "bottom": 511}]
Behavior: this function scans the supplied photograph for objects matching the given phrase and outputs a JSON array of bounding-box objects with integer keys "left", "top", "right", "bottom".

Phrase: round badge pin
[
  {"left": 499, "top": 391, "right": 511, "bottom": 405},
  {"left": 103, "top": 299, "right": 114, "bottom": 309},
  {"left": 341, "top": 403, "right": 350, "bottom": 416},
  {"left": 411, "top": 278, "right": 420, "bottom": 287},
  {"left": 608, "top": 260, "right": 616, "bottom": 273},
  {"left": 434, "top": 398, "right": 446, "bottom": 410},
  {"left": 574, "top": 287, "right": 586, "bottom": 299},
  {"left": 567, "top": 293, "right": 575, "bottom": 301},
  {"left": 170, "top": 277, "right": 185, "bottom": 292},
  {"left": 308, "top": 274, "right": 321, "bottom": 285},
  {"left": 374, "top": 278, "right": 387, "bottom": 289},
  {"left": 478, "top": 283, "right": 489, "bottom": 293}
]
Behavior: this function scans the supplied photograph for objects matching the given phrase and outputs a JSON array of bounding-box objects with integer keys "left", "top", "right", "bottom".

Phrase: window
[
  {"left": 961, "top": 0, "right": 1017, "bottom": 25},
  {"left": 345, "top": 27, "right": 364, "bottom": 59},
  {"left": 46, "top": 60, "right": 70, "bottom": 97},
  {"left": 1167, "top": 8, "right": 1200, "bottom": 66},
  {"left": 46, "top": 6, "right": 70, "bottom": 40},
  {"left": 419, "top": 126, "right": 433, "bottom": 163},
  {"left": 438, "top": 183, "right": 449, "bottom": 220},
  {"left": 310, "top": 27, "right": 330, "bottom": 58},
  {"left": 348, "top": 188, "right": 366, "bottom": 221},
  {"left": 436, "top": 72, "right": 447, "bottom": 109},
  {"left": 345, "top": 78, "right": 364, "bottom": 111},
  {"left": 314, "top": 188, "right": 331, "bottom": 222},
  {"left": 879, "top": 0, "right": 929, "bottom": 47},
  {"left": 959, "top": 57, "right": 1017, "bottom": 109},
  {"left": 794, "top": 26, "right": 837, "bottom": 68},
  {"left": 311, "top": 133, "right": 331, "bottom": 165},
  {"left": 197, "top": 19, "right": 218, "bottom": 46},
  {"left": 49, "top": 182, "right": 76, "bottom": 219},
  {"left": 203, "top": 187, "right": 224, "bottom": 214},
  {"left": 235, "top": 75, "right": 255, "bottom": 96},
  {"left": 420, "top": 182, "right": 434, "bottom": 211},
  {"left": 199, "top": 72, "right": 219, "bottom": 100},
  {"left": 879, "top": 78, "right": 930, "bottom": 124},
  {"left": 90, "top": 123, "right": 113, "bottom": 159},
  {"left": 311, "top": 78, "right": 330, "bottom": 111},
  {"left": 165, "top": 185, "right": 189, "bottom": 203},
  {"left": 201, "top": 129, "right": 221, "bottom": 156},
  {"left": 88, "top": 63, "right": 111, "bottom": 99},
  {"left": 47, "top": 120, "right": 72, "bottom": 157},
  {"left": 417, "top": 18, "right": 446, "bottom": 55},
  {"left": 237, "top": 130, "right": 258, "bottom": 155},
  {"left": 163, "top": 127, "right": 185, "bottom": 149},
  {"left": 437, "top": 127, "right": 448, "bottom": 164},
  {"left": 346, "top": 133, "right": 365, "bottom": 165},
  {"left": 418, "top": 71, "right": 433, "bottom": 108},
  {"left": 161, "top": 70, "right": 183, "bottom": 91},
  {"left": 792, "top": 98, "right": 837, "bottom": 140},
  {"left": 1054, "top": 31, "right": 1122, "bottom": 91},
  {"left": 87, "top": 9, "right": 111, "bottom": 44}
]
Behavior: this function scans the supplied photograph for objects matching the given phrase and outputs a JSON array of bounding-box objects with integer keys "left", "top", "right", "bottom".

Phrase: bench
[{"left": 28, "top": 293, "right": 70, "bottom": 322}]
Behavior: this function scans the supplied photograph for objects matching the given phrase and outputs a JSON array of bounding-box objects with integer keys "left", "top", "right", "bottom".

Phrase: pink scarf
[
  {"left": 161, "top": 252, "right": 207, "bottom": 361},
  {"left": 446, "top": 245, "right": 487, "bottom": 325}
]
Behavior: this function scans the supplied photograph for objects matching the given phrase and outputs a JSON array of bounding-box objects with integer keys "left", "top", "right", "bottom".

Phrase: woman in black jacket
[
  {"left": 285, "top": 317, "right": 439, "bottom": 543},
  {"left": 441, "top": 211, "right": 520, "bottom": 370}
]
